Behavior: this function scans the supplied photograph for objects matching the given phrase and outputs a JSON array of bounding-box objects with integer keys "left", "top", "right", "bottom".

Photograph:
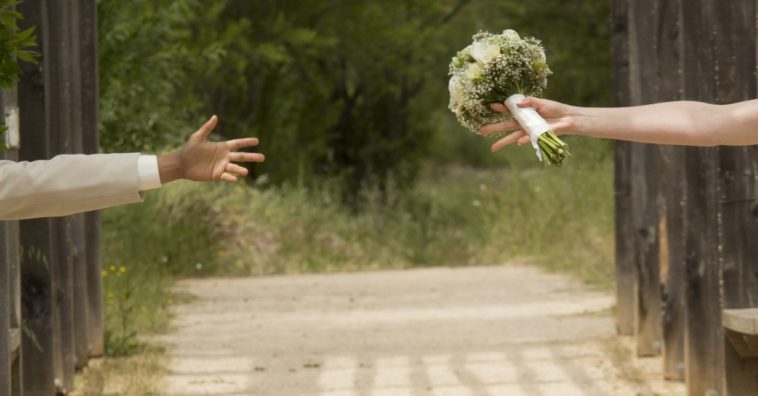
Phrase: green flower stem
[{"left": 536, "top": 130, "right": 570, "bottom": 167}]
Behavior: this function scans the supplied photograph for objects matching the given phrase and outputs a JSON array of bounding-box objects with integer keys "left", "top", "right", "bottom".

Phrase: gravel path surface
[{"left": 159, "top": 265, "right": 684, "bottom": 396}]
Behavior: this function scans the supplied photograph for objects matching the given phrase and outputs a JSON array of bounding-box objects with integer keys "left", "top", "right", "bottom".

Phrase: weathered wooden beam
[
  {"left": 80, "top": 0, "right": 104, "bottom": 358},
  {"left": 648, "top": 0, "right": 686, "bottom": 382},
  {"left": 627, "top": 0, "right": 663, "bottom": 358},
  {"left": 611, "top": 0, "right": 635, "bottom": 337},
  {"left": 679, "top": 1, "right": 737, "bottom": 394},
  {"left": 705, "top": 0, "right": 758, "bottom": 394},
  {"left": 1, "top": 87, "right": 22, "bottom": 396},
  {"left": 724, "top": 309, "right": 758, "bottom": 336},
  {"left": 17, "top": 2, "right": 63, "bottom": 394},
  {"left": 682, "top": 147, "right": 724, "bottom": 396},
  {"left": 47, "top": 0, "right": 78, "bottom": 391},
  {"left": 65, "top": 0, "right": 91, "bottom": 371},
  {"left": 0, "top": 219, "right": 16, "bottom": 396},
  {"left": 658, "top": 145, "right": 686, "bottom": 382}
]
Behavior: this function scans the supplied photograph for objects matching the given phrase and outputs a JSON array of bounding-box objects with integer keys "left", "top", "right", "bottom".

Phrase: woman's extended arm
[{"left": 479, "top": 97, "right": 758, "bottom": 151}]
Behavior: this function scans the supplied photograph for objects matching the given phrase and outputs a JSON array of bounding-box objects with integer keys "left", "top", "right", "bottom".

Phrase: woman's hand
[
  {"left": 158, "top": 115, "right": 265, "bottom": 184},
  {"left": 479, "top": 97, "right": 577, "bottom": 152}
]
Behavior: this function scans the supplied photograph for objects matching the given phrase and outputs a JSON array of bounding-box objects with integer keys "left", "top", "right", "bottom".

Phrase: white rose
[
  {"left": 503, "top": 29, "right": 520, "bottom": 41},
  {"left": 469, "top": 41, "right": 500, "bottom": 65},
  {"left": 464, "top": 62, "right": 483, "bottom": 82}
]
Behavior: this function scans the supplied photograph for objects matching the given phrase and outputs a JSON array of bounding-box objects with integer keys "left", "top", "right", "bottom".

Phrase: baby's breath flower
[
  {"left": 448, "top": 29, "right": 552, "bottom": 135},
  {"left": 448, "top": 29, "right": 569, "bottom": 166}
]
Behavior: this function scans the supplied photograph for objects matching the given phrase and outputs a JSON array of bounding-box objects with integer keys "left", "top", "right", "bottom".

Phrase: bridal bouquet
[{"left": 448, "top": 29, "right": 570, "bottom": 166}]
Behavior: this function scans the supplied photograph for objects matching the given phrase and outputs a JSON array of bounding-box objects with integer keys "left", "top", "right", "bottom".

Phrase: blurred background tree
[{"left": 98, "top": 0, "right": 611, "bottom": 193}]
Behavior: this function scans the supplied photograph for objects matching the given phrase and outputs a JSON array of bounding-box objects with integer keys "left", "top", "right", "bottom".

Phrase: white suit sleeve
[
  {"left": 0, "top": 153, "right": 147, "bottom": 220},
  {"left": 137, "top": 155, "right": 162, "bottom": 191}
]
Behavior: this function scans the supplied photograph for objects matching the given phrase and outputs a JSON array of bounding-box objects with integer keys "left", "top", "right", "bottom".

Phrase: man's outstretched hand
[{"left": 158, "top": 115, "right": 265, "bottom": 184}]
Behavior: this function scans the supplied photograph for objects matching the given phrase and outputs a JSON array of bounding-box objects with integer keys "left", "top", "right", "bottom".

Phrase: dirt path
[{"left": 158, "top": 265, "right": 684, "bottom": 396}]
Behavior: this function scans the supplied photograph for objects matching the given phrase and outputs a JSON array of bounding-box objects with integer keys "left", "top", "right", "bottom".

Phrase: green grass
[
  {"left": 97, "top": 134, "right": 614, "bottom": 349},
  {"left": 197, "top": 136, "right": 615, "bottom": 287}
]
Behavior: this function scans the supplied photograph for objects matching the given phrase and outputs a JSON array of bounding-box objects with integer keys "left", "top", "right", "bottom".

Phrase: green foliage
[
  {"left": 0, "top": 0, "right": 36, "bottom": 90},
  {"left": 97, "top": 0, "right": 203, "bottom": 152},
  {"left": 0, "top": 0, "right": 37, "bottom": 151}
]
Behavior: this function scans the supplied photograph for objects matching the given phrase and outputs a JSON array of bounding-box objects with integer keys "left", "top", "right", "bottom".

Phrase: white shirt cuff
[{"left": 137, "top": 155, "right": 162, "bottom": 191}]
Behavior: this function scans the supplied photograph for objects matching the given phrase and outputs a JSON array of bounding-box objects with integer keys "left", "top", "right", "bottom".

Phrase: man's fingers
[
  {"left": 479, "top": 120, "right": 521, "bottom": 135},
  {"left": 220, "top": 172, "right": 238, "bottom": 183},
  {"left": 226, "top": 163, "right": 249, "bottom": 176},
  {"left": 227, "top": 137, "right": 259, "bottom": 150},
  {"left": 490, "top": 103, "right": 510, "bottom": 114},
  {"left": 490, "top": 130, "right": 527, "bottom": 152},
  {"left": 191, "top": 115, "right": 218, "bottom": 142},
  {"left": 229, "top": 152, "right": 265, "bottom": 162}
]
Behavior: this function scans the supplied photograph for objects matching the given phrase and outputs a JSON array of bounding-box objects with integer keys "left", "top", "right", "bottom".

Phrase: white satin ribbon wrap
[{"left": 504, "top": 94, "right": 551, "bottom": 161}]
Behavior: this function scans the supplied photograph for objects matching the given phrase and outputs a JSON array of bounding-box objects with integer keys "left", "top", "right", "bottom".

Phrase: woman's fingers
[
  {"left": 491, "top": 120, "right": 572, "bottom": 152},
  {"left": 479, "top": 119, "right": 520, "bottom": 135},
  {"left": 490, "top": 130, "right": 526, "bottom": 152},
  {"left": 490, "top": 103, "right": 510, "bottom": 114}
]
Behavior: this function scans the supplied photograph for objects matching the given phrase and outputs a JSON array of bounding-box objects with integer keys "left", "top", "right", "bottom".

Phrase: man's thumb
[{"left": 191, "top": 115, "right": 218, "bottom": 141}]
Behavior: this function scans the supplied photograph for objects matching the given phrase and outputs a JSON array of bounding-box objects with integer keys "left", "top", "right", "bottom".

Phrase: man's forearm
[{"left": 157, "top": 152, "right": 184, "bottom": 184}]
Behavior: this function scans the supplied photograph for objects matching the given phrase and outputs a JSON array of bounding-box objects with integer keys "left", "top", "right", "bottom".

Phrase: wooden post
[
  {"left": 715, "top": 0, "right": 758, "bottom": 393},
  {"left": 66, "top": 0, "right": 91, "bottom": 370},
  {"left": 610, "top": 0, "right": 635, "bottom": 337},
  {"left": 682, "top": 147, "right": 724, "bottom": 395},
  {"left": 659, "top": 144, "right": 687, "bottom": 382},
  {"left": 1, "top": 87, "right": 22, "bottom": 396},
  {"left": 0, "top": 219, "right": 18, "bottom": 396},
  {"left": 627, "top": 0, "right": 663, "bottom": 357},
  {"left": 80, "top": 0, "right": 104, "bottom": 358},
  {"left": 721, "top": 146, "right": 758, "bottom": 395},
  {"left": 0, "top": 161, "right": 21, "bottom": 391},
  {"left": 646, "top": 0, "right": 686, "bottom": 382},
  {"left": 680, "top": 1, "right": 726, "bottom": 393},
  {"left": 47, "top": 0, "right": 77, "bottom": 390},
  {"left": 17, "top": 2, "right": 65, "bottom": 394}
]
